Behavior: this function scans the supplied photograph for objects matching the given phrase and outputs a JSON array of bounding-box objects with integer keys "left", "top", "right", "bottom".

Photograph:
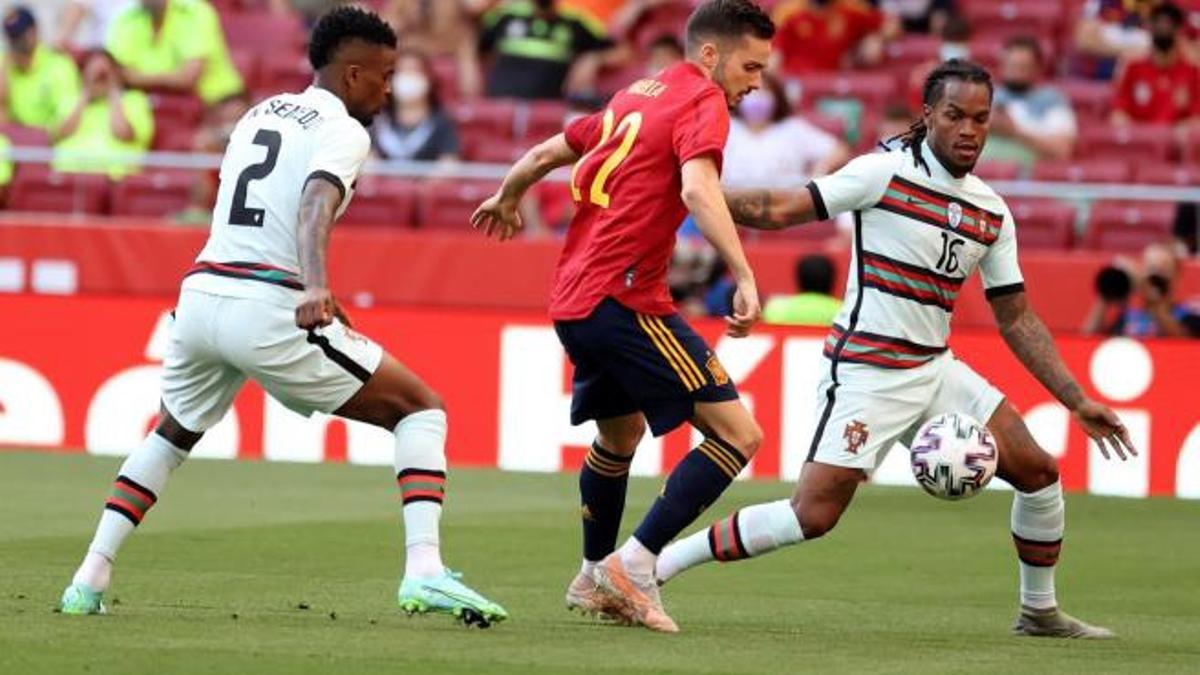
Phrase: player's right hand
[
  {"left": 725, "top": 278, "right": 761, "bottom": 338},
  {"left": 471, "top": 193, "right": 523, "bottom": 241},
  {"left": 296, "top": 287, "right": 336, "bottom": 330}
]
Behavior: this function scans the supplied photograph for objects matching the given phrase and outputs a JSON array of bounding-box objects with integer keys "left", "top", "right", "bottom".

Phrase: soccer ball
[{"left": 909, "top": 412, "right": 998, "bottom": 500}]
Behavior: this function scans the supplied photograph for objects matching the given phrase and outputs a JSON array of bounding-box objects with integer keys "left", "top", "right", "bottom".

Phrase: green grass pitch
[{"left": 1, "top": 451, "right": 1197, "bottom": 674}]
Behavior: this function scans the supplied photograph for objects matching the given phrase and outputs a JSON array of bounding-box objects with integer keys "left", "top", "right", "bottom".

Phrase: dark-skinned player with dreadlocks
[{"left": 651, "top": 59, "right": 1137, "bottom": 638}]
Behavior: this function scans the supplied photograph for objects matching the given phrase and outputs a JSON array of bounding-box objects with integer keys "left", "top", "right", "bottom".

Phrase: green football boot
[
  {"left": 59, "top": 583, "right": 107, "bottom": 615},
  {"left": 397, "top": 570, "right": 508, "bottom": 628}
]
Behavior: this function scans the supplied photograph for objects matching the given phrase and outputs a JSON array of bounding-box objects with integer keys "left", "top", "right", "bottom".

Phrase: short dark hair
[
  {"left": 796, "top": 254, "right": 835, "bottom": 295},
  {"left": 685, "top": 0, "right": 775, "bottom": 53},
  {"left": 941, "top": 15, "right": 971, "bottom": 43},
  {"left": 308, "top": 6, "right": 397, "bottom": 71},
  {"left": 1151, "top": 2, "right": 1185, "bottom": 26},
  {"left": 1004, "top": 35, "right": 1044, "bottom": 64}
]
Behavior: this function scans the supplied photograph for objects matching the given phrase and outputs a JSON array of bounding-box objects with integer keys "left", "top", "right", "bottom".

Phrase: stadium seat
[
  {"left": 462, "top": 136, "right": 529, "bottom": 164},
  {"left": 111, "top": 170, "right": 195, "bottom": 217},
  {"left": 151, "top": 122, "right": 197, "bottom": 152},
  {"left": 9, "top": 166, "right": 110, "bottom": 215},
  {"left": 884, "top": 35, "right": 940, "bottom": 69},
  {"left": 340, "top": 177, "right": 418, "bottom": 228},
  {"left": 451, "top": 99, "right": 517, "bottom": 140},
  {"left": 1058, "top": 79, "right": 1113, "bottom": 122},
  {"left": 1077, "top": 124, "right": 1177, "bottom": 162},
  {"left": 417, "top": 179, "right": 501, "bottom": 230},
  {"left": 1135, "top": 163, "right": 1200, "bottom": 186},
  {"left": 961, "top": 1, "right": 1062, "bottom": 35},
  {"left": 973, "top": 161, "right": 1022, "bottom": 181},
  {"left": 258, "top": 53, "right": 314, "bottom": 96},
  {"left": 795, "top": 72, "right": 898, "bottom": 110},
  {"left": 1083, "top": 201, "right": 1177, "bottom": 251},
  {"left": 1032, "top": 159, "right": 1131, "bottom": 184},
  {"left": 149, "top": 93, "right": 204, "bottom": 128},
  {"left": 1008, "top": 198, "right": 1076, "bottom": 250},
  {"left": 428, "top": 56, "right": 461, "bottom": 106},
  {"left": 229, "top": 49, "right": 260, "bottom": 92},
  {"left": 0, "top": 123, "right": 50, "bottom": 147},
  {"left": 972, "top": 34, "right": 1057, "bottom": 75},
  {"left": 219, "top": 11, "right": 305, "bottom": 56},
  {"left": 520, "top": 100, "right": 570, "bottom": 141}
]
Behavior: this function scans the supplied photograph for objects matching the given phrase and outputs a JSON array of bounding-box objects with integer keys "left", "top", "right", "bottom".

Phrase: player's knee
[
  {"left": 1024, "top": 454, "right": 1059, "bottom": 491},
  {"left": 724, "top": 419, "right": 763, "bottom": 459},
  {"left": 598, "top": 419, "right": 645, "bottom": 456},
  {"left": 412, "top": 388, "right": 445, "bottom": 412}
]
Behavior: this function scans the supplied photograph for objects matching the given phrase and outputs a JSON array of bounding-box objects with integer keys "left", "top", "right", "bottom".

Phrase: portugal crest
[
  {"left": 947, "top": 201, "right": 963, "bottom": 229},
  {"left": 844, "top": 420, "right": 869, "bottom": 455}
]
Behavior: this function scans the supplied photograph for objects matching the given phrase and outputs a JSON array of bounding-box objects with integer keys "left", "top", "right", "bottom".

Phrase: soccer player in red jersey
[{"left": 473, "top": 0, "right": 774, "bottom": 633}]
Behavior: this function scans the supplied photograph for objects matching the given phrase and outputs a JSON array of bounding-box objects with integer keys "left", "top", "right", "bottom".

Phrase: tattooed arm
[
  {"left": 722, "top": 187, "right": 820, "bottom": 231},
  {"left": 990, "top": 291, "right": 1136, "bottom": 460}
]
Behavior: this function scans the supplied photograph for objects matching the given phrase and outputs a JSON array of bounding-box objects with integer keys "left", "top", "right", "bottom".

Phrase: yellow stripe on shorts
[{"left": 636, "top": 313, "right": 702, "bottom": 391}]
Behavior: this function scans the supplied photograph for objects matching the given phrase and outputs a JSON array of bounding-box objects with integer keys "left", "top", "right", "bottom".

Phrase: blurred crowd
[{"left": 0, "top": 0, "right": 1198, "bottom": 334}]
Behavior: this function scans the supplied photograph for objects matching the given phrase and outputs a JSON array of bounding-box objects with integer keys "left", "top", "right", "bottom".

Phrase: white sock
[
  {"left": 656, "top": 499, "right": 803, "bottom": 583},
  {"left": 1011, "top": 480, "right": 1064, "bottom": 610},
  {"left": 75, "top": 432, "right": 188, "bottom": 591},
  {"left": 580, "top": 559, "right": 596, "bottom": 577},
  {"left": 617, "top": 537, "right": 656, "bottom": 578},
  {"left": 395, "top": 409, "right": 448, "bottom": 579}
]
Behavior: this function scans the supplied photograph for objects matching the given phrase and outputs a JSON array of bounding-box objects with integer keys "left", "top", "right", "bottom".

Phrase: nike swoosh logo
[
  {"left": 906, "top": 196, "right": 930, "bottom": 206},
  {"left": 420, "top": 585, "right": 482, "bottom": 607}
]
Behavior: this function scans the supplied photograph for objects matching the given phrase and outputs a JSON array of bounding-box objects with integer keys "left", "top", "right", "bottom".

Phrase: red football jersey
[
  {"left": 1114, "top": 57, "right": 1200, "bottom": 124},
  {"left": 549, "top": 62, "right": 729, "bottom": 320}
]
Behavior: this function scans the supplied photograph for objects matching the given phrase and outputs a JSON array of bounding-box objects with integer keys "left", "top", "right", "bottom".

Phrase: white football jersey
[
  {"left": 181, "top": 86, "right": 370, "bottom": 306},
  {"left": 808, "top": 141, "right": 1024, "bottom": 370}
]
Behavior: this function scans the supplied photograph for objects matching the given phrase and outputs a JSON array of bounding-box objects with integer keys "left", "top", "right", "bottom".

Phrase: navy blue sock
[
  {"left": 633, "top": 436, "right": 748, "bottom": 554},
  {"left": 580, "top": 442, "right": 631, "bottom": 562}
]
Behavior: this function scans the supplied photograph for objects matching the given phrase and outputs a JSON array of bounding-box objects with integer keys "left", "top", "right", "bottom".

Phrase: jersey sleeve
[
  {"left": 564, "top": 110, "right": 603, "bottom": 154},
  {"left": 807, "top": 151, "right": 897, "bottom": 220},
  {"left": 306, "top": 117, "right": 371, "bottom": 201},
  {"left": 979, "top": 203, "right": 1025, "bottom": 298},
  {"left": 673, "top": 88, "right": 730, "bottom": 171}
]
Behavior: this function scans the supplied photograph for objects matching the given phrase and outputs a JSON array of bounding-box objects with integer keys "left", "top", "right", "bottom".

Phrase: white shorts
[
  {"left": 807, "top": 352, "right": 1004, "bottom": 473},
  {"left": 162, "top": 289, "right": 384, "bottom": 432}
]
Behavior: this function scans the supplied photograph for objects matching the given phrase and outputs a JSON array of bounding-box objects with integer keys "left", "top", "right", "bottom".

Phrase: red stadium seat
[
  {"left": 1058, "top": 79, "right": 1113, "bottom": 122},
  {"left": 972, "top": 34, "right": 1057, "bottom": 75},
  {"left": 462, "top": 136, "right": 529, "bottom": 163},
  {"left": 520, "top": 100, "right": 570, "bottom": 141},
  {"left": 1008, "top": 199, "right": 1076, "bottom": 250},
  {"left": 417, "top": 179, "right": 501, "bottom": 230},
  {"left": 149, "top": 93, "right": 204, "bottom": 127},
  {"left": 151, "top": 122, "right": 197, "bottom": 151},
  {"left": 229, "top": 49, "right": 260, "bottom": 92},
  {"left": 973, "top": 161, "right": 1022, "bottom": 181},
  {"left": 1077, "top": 124, "right": 1177, "bottom": 162},
  {"left": 258, "top": 53, "right": 314, "bottom": 96},
  {"left": 340, "top": 177, "right": 418, "bottom": 228},
  {"left": 796, "top": 72, "right": 898, "bottom": 110},
  {"left": 1135, "top": 163, "right": 1200, "bottom": 186},
  {"left": 962, "top": 1, "right": 1062, "bottom": 35},
  {"left": 219, "top": 11, "right": 305, "bottom": 56},
  {"left": 1083, "top": 201, "right": 1177, "bottom": 251},
  {"left": 1031, "top": 159, "right": 1131, "bottom": 183},
  {"left": 9, "top": 166, "right": 110, "bottom": 215},
  {"left": 111, "top": 170, "right": 195, "bottom": 217},
  {"left": 0, "top": 123, "right": 50, "bottom": 147},
  {"left": 428, "top": 56, "right": 462, "bottom": 106},
  {"left": 451, "top": 99, "right": 517, "bottom": 140},
  {"left": 884, "top": 35, "right": 940, "bottom": 69}
]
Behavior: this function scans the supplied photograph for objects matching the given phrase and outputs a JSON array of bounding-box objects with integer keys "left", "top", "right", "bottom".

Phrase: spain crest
[
  {"left": 947, "top": 202, "right": 963, "bottom": 229},
  {"left": 706, "top": 354, "right": 730, "bottom": 386},
  {"left": 844, "top": 420, "right": 869, "bottom": 455}
]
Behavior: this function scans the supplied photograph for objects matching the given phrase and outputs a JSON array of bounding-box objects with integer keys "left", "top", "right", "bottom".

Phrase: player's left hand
[
  {"left": 471, "top": 194, "right": 523, "bottom": 241},
  {"left": 725, "top": 277, "right": 761, "bottom": 338},
  {"left": 1073, "top": 399, "right": 1137, "bottom": 461}
]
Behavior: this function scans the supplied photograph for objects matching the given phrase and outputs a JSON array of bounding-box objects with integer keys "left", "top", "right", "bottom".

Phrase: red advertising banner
[{"left": 3, "top": 294, "right": 1197, "bottom": 498}]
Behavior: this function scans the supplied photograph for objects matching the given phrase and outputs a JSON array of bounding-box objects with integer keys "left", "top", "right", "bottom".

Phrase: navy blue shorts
[{"left": 554, "top": 298, "right": 739, "bottom": 437}]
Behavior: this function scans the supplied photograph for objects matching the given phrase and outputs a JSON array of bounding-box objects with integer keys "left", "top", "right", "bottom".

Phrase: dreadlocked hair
[{"left": 883, "top": 58, "right": 993, "bottom": 175}]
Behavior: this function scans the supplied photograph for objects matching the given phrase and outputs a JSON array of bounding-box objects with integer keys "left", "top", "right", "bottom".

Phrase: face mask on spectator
[
  {"left": 392, "top": 72, "right": 429, "bottom": 103},
  {"left": 1152, "top": 33, "right": 1176, "bottom": 53},
  {"left": 738, "top": 90, "right": 775, "bottom": 125},
  {"left": 1003, "top": 79, "right": 1032, "bottom": 95},
  {"left": 939, "top": 43, "right": 969, "bottom": 62}
]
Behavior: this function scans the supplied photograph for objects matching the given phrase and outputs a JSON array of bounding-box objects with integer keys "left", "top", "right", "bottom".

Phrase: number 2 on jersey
[
  {"left": 229, "top": 129, "right": 282, "bottom": 227},
  {"left": 570, "top": 109, "right": 642, "bottom": 208}
]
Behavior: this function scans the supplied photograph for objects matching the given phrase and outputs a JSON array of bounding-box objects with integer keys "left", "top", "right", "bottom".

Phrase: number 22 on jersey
[{"left": 570, "top": 109, "right": 642, "bottom": 208}]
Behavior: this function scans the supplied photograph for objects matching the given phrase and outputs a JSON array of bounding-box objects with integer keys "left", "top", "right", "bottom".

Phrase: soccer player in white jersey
[
  {"left": 653, "top": 60, "right": 1137, "bottom": 638},
  {"left": 59, "top": 6, "right": 507, "bottom": 626}
]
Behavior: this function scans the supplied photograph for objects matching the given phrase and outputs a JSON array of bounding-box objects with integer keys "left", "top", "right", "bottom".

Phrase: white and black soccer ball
[{"left": 909, "top": 412, "right": 998, "bottom": 501}]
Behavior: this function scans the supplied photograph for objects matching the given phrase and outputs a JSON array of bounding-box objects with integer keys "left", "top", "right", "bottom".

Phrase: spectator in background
[
  {"left": 773, "top": 0, "right": 899, "bottom": 74},
  {"left": 907, "top": 14, "right": 971, "bottom": 112},
  {"left": 52, "top": 50, "right": 154, "bottom": 179},
  {"left": 1074, "top": 0, "right": 1155, "bottom": 80},
  {"left": 763, "top": 254, "right": 841, "bottom": 326},
  {"left": 723, "top": 75, "right": 849, "bottom": 190},
  {"left": 645, "top": 33, "right": 684, "bottom": 76},
  {"left": 983, "top": 36, "right": 1078, "bottom": 166},
  {"left": 107, "top": 0, "right": 244, "bottom": 108},
  {"left": 880, "top": 0, "right": 955, "bottom": 34},
  {"left": 1085, "top": 242, "right": 1200, "bottom": 338},
  {"left": 54, "top": 0, "right": 131, "bottom": 51},
  {"left": 372, "top": 50, "right": 460, "bottom": 162},
  {"left": 0, "top": 7, "right": 82, "bottom": 130},
  {"left": 877, "top": 101, "right": 915, "bottom": 145},
  {"left": 478, "top": 0, "right": 614, "bottom": 100},
  {"left": 1112, "top": 2, "right": 1200, "bottom": 127},
  {"left": 0, "top": 133, "right": 11, "bottom": 207},
  {"left": 383, "top": 0, "right": 484, "bottom": 97}
]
